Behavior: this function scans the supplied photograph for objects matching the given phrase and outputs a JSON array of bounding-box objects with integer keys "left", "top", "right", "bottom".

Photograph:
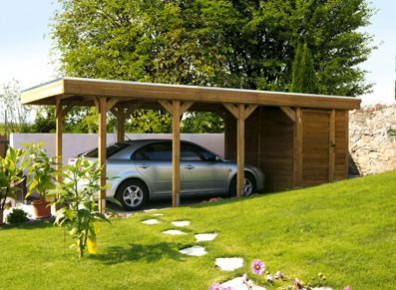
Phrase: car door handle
[
  {"left": 138, "top": 164, "right": 150, "bottom": 169},
  {"left": 184, "top": 165, "right": 194, "bottom": 170}
]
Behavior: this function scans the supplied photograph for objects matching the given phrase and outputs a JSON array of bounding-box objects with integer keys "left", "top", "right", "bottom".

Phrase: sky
[{"left": 0, "top": 0, "right": 395, "bottom": 105}]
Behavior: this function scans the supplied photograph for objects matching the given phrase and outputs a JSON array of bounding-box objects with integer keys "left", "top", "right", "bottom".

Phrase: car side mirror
[{"left": 208, "top": 156, "right": 221, "bottom": 162}]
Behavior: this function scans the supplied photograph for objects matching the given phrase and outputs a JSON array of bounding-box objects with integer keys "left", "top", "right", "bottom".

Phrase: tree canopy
[{"left": 48, "top": 0, "right": 375, "bottom": 133}]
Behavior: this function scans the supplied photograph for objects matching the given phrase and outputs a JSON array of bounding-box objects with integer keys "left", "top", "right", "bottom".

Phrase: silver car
[{"left": 74, "top": 140, "right": 265, "bottom": 210}]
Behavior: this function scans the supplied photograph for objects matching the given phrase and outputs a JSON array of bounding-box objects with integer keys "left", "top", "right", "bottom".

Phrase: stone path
[
  {"left": 195, "top": 233, "right": 217, "bottom": 242},
  {"left": 162, "top": 229, "right": 187, "bottom": 235},
  {"left": 171, "top": 220, "right": 190, "bottom": 227},
  {"left": 179, "top": 245, "right": 207, "bottom": 256},
  {"left": 141, "top": 212, "right": 334, "bottom": 290},
  {"left": 215, "top": 257, "right": 244, "bottom": 271},
  {"left": 141, "top": 218, "right": 161, "bottom": 225}
]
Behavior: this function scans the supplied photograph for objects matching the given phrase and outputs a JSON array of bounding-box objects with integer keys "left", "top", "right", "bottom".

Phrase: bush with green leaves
[
  {"left": 6, "top": 208, "right": 29, "bottom": 224},
  {"left": 50, "top": 157, "right": 109, "bottom": 258},
  {"left": 0, "top": 147, "right": 27, "bottom": 211},
  {"left": 24, "top": 143, "right": 57, "bottom": 201}
]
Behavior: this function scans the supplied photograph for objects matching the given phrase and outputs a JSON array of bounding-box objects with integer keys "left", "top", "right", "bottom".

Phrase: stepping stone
[
  {"left": 179, "top": 245, "right": 207, "bottom": 256},
  {"left": 141, "top": 219, "right": 161, "bottom": 225},
  {"left": 163, "top": 229, "right": 187, "bottom": 236},
  {"left": 143, "top": 209, "right": 158, "bottom": 212},
  {"left": 152, "top": 213, "right": 164, "bottom": 217},
  {"left": 172, "top": 220, "right": 190, "bottom": 227},
  {"left": 215, "top": 257, "right": 244, "bottom": 271},
  {"left": 195, "top": 233, "right": 217, "bottom": 242},
  {"left": 221, "top": 276, "right": 266, "bottom": 290}
]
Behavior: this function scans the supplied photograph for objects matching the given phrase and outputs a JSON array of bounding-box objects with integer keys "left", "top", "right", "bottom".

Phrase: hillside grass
[{"left": 1, "top": 171, "right": 395, "bottom": 289}]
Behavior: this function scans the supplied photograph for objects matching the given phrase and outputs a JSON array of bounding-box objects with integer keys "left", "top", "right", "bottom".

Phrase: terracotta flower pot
[{"left": 32, "top": 199, "right": 51, "bottom": 219}]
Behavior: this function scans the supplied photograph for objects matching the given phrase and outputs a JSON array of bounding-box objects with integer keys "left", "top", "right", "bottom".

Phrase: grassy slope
[{"left": 0, "top": 171, "right": 395, "bottom": 290}]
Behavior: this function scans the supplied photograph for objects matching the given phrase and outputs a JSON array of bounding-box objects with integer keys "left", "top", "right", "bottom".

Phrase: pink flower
[
  {"left": 344, "top": 286, "right": 351, "bottom": 290},
  {"left": 209, "top": 283, "right": 221, "bottom": 290},
  {"left": 266, "top": 274, "right": 274, "bottom": 283},
  {"left": 250, "top": 259, "right": 265, "bottom": 275},
  {"left": 293, "top": 278, "right": 303, "bottom": 289},
  {"left": 274, "top": 271, "right": 283, "bottom": 279}
]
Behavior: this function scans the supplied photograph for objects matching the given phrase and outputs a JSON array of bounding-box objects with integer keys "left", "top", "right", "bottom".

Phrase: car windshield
[{"left": 83, "top": 142, "right": 129, "bottom": 158}]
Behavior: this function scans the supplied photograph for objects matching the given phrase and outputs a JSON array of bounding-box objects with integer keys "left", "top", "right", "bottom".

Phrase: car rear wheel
[
  {"left": 116, "top": 179, "right": 148, "bottom": 211},
  {"left": 229, "top": 173, "right": 256, "bottom": 197}
]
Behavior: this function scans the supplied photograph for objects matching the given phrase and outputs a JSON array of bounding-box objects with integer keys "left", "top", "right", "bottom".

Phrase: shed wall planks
[{"left": 223, "top": 107, "right": 350, "bottom": 194}]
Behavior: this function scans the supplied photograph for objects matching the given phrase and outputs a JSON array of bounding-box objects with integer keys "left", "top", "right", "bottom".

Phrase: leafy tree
[
  {"left": 0, "top": 80, "right": 32, "bottom": 133},
  {"left": 182, "top": 112, "right": 224, "bottom": 133},
  {"left": 34, "top": 106, "right": 56, "bottom": 133},
  {"left": 291, "top": 42, "right": 318, "bottom": 94},
  {"left": 50, "top": 0, "right": 375, "bottom": 131}
]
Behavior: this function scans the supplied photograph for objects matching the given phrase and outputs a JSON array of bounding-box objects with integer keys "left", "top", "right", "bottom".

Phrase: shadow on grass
[
  {"left": 183, "top": 191, "right": 285, "bottom": 209},
  {"left": 0, "top": 219, "right": 54, "bottom": 230},
  {"left": 90, "top": 242, "right": 183, "bottom": 265}
]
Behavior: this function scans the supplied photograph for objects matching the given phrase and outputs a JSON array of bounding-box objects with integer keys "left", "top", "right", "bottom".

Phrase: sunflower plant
[{"left": 51, "top": 157, "right": 109, "bottom": 258}]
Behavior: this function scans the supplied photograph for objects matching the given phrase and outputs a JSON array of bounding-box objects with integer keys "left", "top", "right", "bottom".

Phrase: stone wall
[{"left": 349, "top": 104, "right": 396, "bottom": 176}]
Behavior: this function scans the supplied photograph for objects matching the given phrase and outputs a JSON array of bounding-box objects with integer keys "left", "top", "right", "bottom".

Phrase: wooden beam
[
  {"left": 244, "top": 105, "right": 258, "bottom": 120},
  {"left": 125, "top": 102, "right": 142, "bottom": 117},
  {"left": 280, "top": 106, "right": 296, "bottom": 122},
  {"left": 180, "top": 101, "right": 194, "bottom": 115},
  {"left": 110, "top": 107, "right": 119, "bottom": 118},
  {"left": 98, "top": 97, "right": 107, "bottom": 213},
  {"left": 172, "top": 101, "right": 181, "bottom": 207},
  {"left": 223, "top": 104, "right": 239, "bottom": 119},
  {"left": 62, "top": 105, "right": 74, "bottom": 117},
  {"left": 21, "top": 78, "right": 361, "bottom": 110},
  {"left": 158, "top": 100, "right": 173, "bottom": 115},
  {"left": 106, "top": 97, "right": 120, "bottom": 111},
  {"left": 236, "top": 104, "right": 245, "bottom": 197},
  {"left": 329, "top": 109, "right": 336, "bottom": 182},
  {"left": 293, "top": 108, "right": 303, "bottom": 188},
  {"left": 93, "top": 98, "right": 99, "bottom": 111}
]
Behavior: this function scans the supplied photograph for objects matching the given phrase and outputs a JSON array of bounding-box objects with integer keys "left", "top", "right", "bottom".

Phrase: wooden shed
[{"left": 21, "top": 78, "right": 360, "bottom": 211}]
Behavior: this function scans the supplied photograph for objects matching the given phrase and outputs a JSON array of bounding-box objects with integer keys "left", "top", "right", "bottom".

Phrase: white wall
[{"left": 10, "top": 133, "right": 225, "bottom": 164}]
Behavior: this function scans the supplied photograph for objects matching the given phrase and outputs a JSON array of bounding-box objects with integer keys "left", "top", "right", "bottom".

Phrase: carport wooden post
[
  {"left": 172, "top": 101, "right": 181, "bottom": 207},
  {"left": 294, "top": 108, "right": 303, "bottom": 187},
  {"left": 159, "top": 100, "right": 193, "bottom": 207},
  {"left": 55, "top": 98, "right": 63, "bottom": 185},
  {"left": 224, "top": 104, "right": 257, "bottom": 197},
  {"left": 97, "top": 97, "right": 107, "bottom": 213},
  {"left": 117, "top": 109, "right": 125, "bottom": 143},
  {"left": 237, "top": 104, "right": 245, "bottom": 197}
]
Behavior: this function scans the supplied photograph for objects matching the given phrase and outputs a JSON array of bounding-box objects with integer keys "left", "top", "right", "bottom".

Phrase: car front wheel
[{"left": 116, "top": 179, "right": 148, "bottom": 211}]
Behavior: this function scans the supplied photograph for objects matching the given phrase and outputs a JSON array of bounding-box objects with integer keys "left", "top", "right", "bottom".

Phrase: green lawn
[{"left": 1, "top": 171, "right": 395, "bottom": 289}]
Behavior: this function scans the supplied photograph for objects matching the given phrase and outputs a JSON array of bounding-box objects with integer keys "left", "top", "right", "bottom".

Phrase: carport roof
[{"left": 21, "top": 77, "right": 361, "bottom": 110}]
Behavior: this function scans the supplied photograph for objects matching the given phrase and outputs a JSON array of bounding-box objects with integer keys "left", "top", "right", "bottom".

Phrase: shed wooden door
[{"left": 301, "top": 110, "right": 331, "bottom": 187}]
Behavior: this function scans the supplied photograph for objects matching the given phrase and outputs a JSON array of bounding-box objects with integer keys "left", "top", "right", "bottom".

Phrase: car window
[
  {"left": 132, "top": 142, "right": 172, "bottom": 161},
  {"left": 181, "top": 143, "right": 216, "bottom": 162},
  {"left": 83, "top": 143, "right": 129, "bottom": 158}
]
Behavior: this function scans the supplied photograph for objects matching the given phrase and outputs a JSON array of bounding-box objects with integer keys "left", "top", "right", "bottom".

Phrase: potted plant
[
  {"left": 24, "top": 143, "right": 56, "bottom": 219},
  {"left": 0, "top": 147, "right": 26, "bottom": 225}
]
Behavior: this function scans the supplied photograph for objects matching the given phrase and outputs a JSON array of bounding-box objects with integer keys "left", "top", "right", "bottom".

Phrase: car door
[
  {"left": 132, "top": 142, "right": 172, "bottom": 196},
  {"left": 181, "top": 142, "right": 229, "bottom": 194}
]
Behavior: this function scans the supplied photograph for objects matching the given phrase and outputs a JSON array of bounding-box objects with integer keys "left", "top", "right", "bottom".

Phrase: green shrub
[{"left": 6, "top": 208, "right": 29, "bottom": 224}]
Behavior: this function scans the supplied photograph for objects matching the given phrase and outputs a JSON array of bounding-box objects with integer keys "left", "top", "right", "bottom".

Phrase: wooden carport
[{"left": 21, "top": 78, "right": 360, "bottom": 212}]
